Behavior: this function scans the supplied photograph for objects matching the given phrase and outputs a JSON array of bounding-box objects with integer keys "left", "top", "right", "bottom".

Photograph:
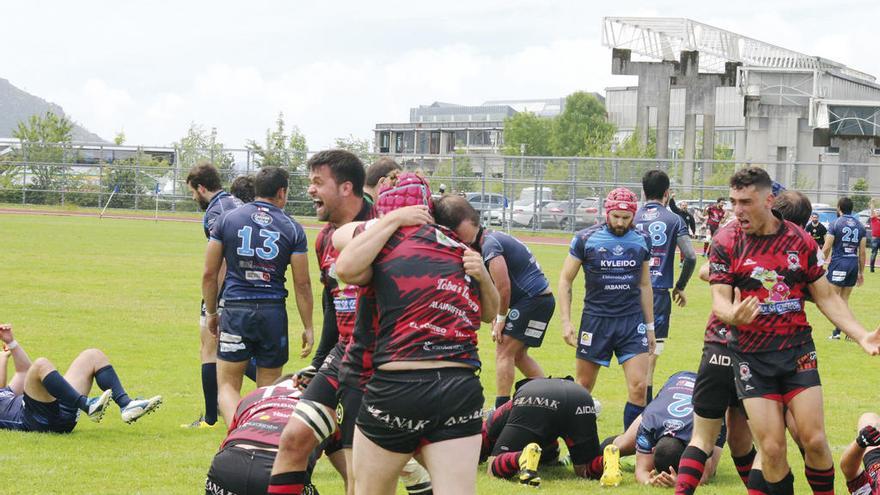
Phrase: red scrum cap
[
  {"left": 604, "top": 187, "right": 639, "bottom": 220},
  {"left": 375, "top": 172, "right": 434, "bottom": 215}
]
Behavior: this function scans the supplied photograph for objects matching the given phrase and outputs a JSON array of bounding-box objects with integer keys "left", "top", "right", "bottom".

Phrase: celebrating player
[
  {"left": 203, "top": 166, "right": 314, "bottom": 423},
  {"left": 559, "top": 187, "right": 655, "bottom": 431},
  {"left": 433, "top": 194, "right": 555, "bottom": 409},
  {"left": 634, "top": 170, "right": 697, "bottom": 401},
  {"left": 840, "top": 412, "right": 880, "bottom": 495},
  {"left": 703, "top": 167, "right": 880, "bottom": 495},
  {"left": 185, "top": 162, "right": 244, "bottom": 428},
  {"left": 822, "top": 196, "right": 867, "bottom": 339},
  {"left": 0, "top": 323, "right": 161, "bottom": 432}
]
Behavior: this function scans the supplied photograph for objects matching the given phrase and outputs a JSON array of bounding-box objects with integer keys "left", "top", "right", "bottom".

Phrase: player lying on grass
[
  {"left": 0, "top": 323, "right": 161, "bottom": 432},
  {"left": 840, "top": 412, "right": 880, "bottom": 494}
]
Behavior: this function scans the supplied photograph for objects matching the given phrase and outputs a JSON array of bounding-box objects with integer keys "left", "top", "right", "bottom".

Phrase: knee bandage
[
  {"left": 293, "top": 399, "right": 337, "bottom": 442},
  {"left": 400, "top": 458, "right": 432, "bottom": 494}
]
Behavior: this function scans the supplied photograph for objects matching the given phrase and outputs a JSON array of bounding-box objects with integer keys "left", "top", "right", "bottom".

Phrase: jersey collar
[{"left": 206, "top": 190, "right": 229, "bottom": 210}]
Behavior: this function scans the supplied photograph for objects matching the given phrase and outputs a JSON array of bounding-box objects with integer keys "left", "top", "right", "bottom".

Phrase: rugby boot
[
  {"left": 86, "top": 389, "right": 113, "bottom": 423},
  {"left": 180, "top": 413, "right": 217, "bottom": 429},
  {"left": 600, "top": 444, "right": 622, "bottom": 487},
  {"left": 517, "top": 442, "right": 542, "bottom": 487},
  {"left": 121, "top": 395, "right": 163, "bottom": 423}
]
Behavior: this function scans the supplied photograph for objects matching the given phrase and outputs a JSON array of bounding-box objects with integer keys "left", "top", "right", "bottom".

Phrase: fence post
[
  {"left": 172, "top": 145, "right": 179, "bottom": 212},
  {"left": 503, "top": 157, "right": 510, "bottom": 234},
  {"left": 451, "top": 154, "right": 457, "bottom": 194},
  {"left": 22, "top": 144, "right": 27, "bottom": 205}
]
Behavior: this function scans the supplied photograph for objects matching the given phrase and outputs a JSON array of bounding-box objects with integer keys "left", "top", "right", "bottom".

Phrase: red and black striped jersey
[
  {"left": 339, "top": 285, "right": 379, "bottom": 391},
  {"left": 708, "top": 213, "right": 824, "bottom": 353},
  {"left": 371, "top": 224, "right": 482, "bottom": 367},
  {"left": 315, "top": 202, "right": 376, "bottom": 344},
  {"left": 222, "top": 382, "right": 301, "bottom": 449},
  {"left": 703, "top": 313, "right": 730, "bottom": 344}
]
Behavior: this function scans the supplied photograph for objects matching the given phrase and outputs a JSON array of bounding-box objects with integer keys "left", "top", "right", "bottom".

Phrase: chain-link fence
[{"left": 1, "top": 141, "right": 879, "bottom": 232}]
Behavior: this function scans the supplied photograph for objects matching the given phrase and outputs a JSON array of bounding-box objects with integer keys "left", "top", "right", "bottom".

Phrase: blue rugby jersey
[
  {"left": 829, "top": 214, "right": 866, "bottom": 259},
  {"left": 568, "top": 224, "right": 650, "bottom": 317},
  {"left": 0, "top": 387, "right": 25, "bottom": 431},
  {"left": 203, "top": 191, "right": 243, "bottom": 239},
  {"left": 481, "top": 230, "right": 549, "bottom": 306},
  {"left": 210, "top": 201, "right": 307, "bottom": 300},
  {"left": 634, "top": 202, "right": 690, "bottom": 289}
]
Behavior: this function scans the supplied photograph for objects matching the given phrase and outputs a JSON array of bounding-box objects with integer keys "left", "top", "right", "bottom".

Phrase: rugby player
[
  {"left": 333, "top": 176, "right": 499, "bottom": 495},
  {"left": 869, "top": 200, "right": 880, "bottom": 273},
  {"left": 805, "top": 213, "right": 827, "bottom": 249},
  {"left": 203, "top": 166, "right": 314, "bottom": 423},
  {"left": 634, "top": 170, "right": 696, "bottom": 401},
  {"left": 0, "top": 324, "right": 161, "bottom": 432},
  {"left": 700, "top": 167, "right": 880, "bottom": 495},
  {"left": 230, "top": 174, "right": 256, "bottom": 204},
  {"left": 822, "top": 197, "right": 867, "bottom": 339},
  {"left": 559, "top": 187, "right": 655, "bottom": 431},
  {"left": 363, "top": 157, "right": 401, "bottom": 203},
  {"left": 205, "top": 374, "right": 344, "bottom": 495},
  {"left": 841, "top": 412, "right": 880, "bottom": 495},
  {"left": 270, "top": 150, "right": 375, "bottom": 495},
  {"left": 702, "top": 198, "right": 726, "bottom": 256},
  {"left": 480, "top": 377, "right": 605, "bottom": 487},
  {"left": 433, "top": 194, "right": 554, "bottom": 408},
  {"left": 186, "top": 162, "right": 243, "bottom": 428}
]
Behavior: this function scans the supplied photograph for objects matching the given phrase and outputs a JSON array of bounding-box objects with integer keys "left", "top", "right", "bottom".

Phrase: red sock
[
  {"left": 732, "top": 447, "right": 757, "bottom": 487},
  {"left": 804, "top": 465, "right": 834, "bottom": 495},
  {"left": 268, "top": 471, "right": 306, "bottom": 494},
  {"left": 674, "top": 446, "right": 708, "bottom": 494},
  {"left": 748, "top": 469, "right": 769, "bottom": 495},
  {"left": 585, "top": 455, "right": 604, "bottom": 479},
  {"left": 490, "top": 452, "right": 521, "bottom": 479}
]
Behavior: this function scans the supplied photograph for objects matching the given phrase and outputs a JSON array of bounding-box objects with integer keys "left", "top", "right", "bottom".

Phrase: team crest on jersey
[
  {"left": 251, "top": 211, "right": 273, "bottom": 226},
  {"left": 612, "top": 245, "right": 624, "bottom": 256},
  {"left": 662, "top": 419, "right": 685, "bottom": 435},
  {"left": 786, "top": 251, "right": 801, "bottom": 271},
  {"left": 739, "top": 362, "right": 752, "bottom": 382},
  {"left": 508, "top": 309, "right": 520, "bottom": 321}
]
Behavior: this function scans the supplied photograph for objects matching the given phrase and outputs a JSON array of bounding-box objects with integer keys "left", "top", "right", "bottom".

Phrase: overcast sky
[{"left": 3, "top": 0, "right": 878, "bottom": 149}]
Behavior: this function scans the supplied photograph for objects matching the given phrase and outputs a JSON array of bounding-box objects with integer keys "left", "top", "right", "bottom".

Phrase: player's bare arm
[
  {"left": 858, "top": 236, "right": 867, "bottom": 286},
  {"left": 463, "top": 248, "right": 500, "bottom": 323},
  {"left": 639, "top": 263, "right": 656, "bottom": 353},
  {"left": 809, "top": 276, "right": 880, "bottom": 355},
  {"left": 822, "top": 233, "right": 835, "bottom": 263},
  {"left": 330, "top": 221, "right": 363, "bottom": 252},
  {"left": 0, "top": 324, "right": 32, "bottom": 394},
  {"left": 558, "top": 255, "right": 582, "bottom": 348},
  {"left": 711, "top": 283, "right": 759, "bottom": 327},
  {"left": 486, "top": 256, "right": 512, "bottom": 343},
  {"left": 335, "top": 205, "right": 431, "bottom": 285},
  {"left": 289, "top": 252, "right": 314, "bottom": 358},
  {"left": 201, "top": 240, "right": 225, "bottom": 337}
]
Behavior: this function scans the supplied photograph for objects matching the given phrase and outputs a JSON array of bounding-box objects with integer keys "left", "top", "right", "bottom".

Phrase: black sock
[
  {"left": 495, "top": 396, "right": 510, "bottom": 408},
  {"left": 94, "top": 365, "right": 131, "bottom": 408},
  {"left": 201, "top": 363, "right": 218, "bottom": 425},
  {"left": 268, "top": 471, "right": 307, "bottom": 495},
  {"left": 41, "top": 370, "right": 88, "bottom": 411},
  {"left": 244, "top": 358, "right": 257, "bottom": 382},
  {"left": 599, "top": 435, "right": 618, "bottom": 451},
  {"left": 673, "top": 445, "right": 708, "bottom": 494},
  {"left": 731, "top": 447, "right": 757, "bottom": 486},
  {"left": 766, "top": 471, "right": 794, "bottom": 495},
  {"left": 747, "top": 469, "right": 770, "bottom": 494},
  {"left": 804, "top": 464, "right": 834, "bottom": 495},
  {"left": 623, "top": 401, "right": 643, "bottom": 430},
  {"left": 646, "top": 385, "right": 653, "bottom": 404}
]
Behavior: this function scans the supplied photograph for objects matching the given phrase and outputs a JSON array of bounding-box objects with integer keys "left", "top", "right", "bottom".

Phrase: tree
[
  {"left": 502, "top": 112, "right": 553, "bottom": 156},
  {"left": 334, "top": 134, "right": 372, "bottom": 160},
  {"left": 114, "top": 131, "right": 126, "bottom": 146},
  {"left": 550, "top": 92, "right": 616, "bottom": 157},
  {"left": 852, "top": 178, "right": 871, "bottom": 212},
  {"left": 247, "top": 113, "right": 310, "bottom": 214},
  {"left": 175, "top": 123, "right": 235, "bottom": 183},
  {"left": 431, "top": 153, "right": 476, "bottom": 193},
  {"left": 13, "top": 112, "right": 74, "bottom": 204}
]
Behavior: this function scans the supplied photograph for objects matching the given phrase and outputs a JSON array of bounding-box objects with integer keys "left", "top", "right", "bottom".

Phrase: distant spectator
[
  {"left": 805, "top": 213, "right": 828, "bottom": 248},
  {"left": 668, "top": 193, "right": 696, "bottom": 236},
  {"left": 230, "top": 175, "right": 255, "bottom": 204},
  {"left": 869, "top": 200, "right": 880, "bottom": 273}
]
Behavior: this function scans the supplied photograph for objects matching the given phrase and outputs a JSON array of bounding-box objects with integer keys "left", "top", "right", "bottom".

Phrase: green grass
[{"left": 0, "top": 211, "right": 877, "bottom": 494}]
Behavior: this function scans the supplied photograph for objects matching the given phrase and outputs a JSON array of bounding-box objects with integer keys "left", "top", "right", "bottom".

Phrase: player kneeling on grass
[
  {"left": 840, "top": 412, "right": 880, "bottom": 494},
  {"left": 480, "top": 377, "right": 609, "bottom": 488},
  {"left": 604, "top": 371, "right": 725, "bottom": 488},
  {"left": 0, "top": 323, "right": 161, "bottom": 432}
]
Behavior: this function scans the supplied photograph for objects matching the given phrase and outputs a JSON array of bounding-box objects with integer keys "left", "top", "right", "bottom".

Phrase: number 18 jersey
[
  {"left": 634, "top": 202, "right": 689, "bottom": 289},
  {"left": 210, "top": 201, "right": 308, "bottom": 300}
]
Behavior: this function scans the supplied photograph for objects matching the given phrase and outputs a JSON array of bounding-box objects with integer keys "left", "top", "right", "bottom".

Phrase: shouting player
[
  {"left": 634, "top": 170, "right": 697, "bottom": 401},
  {"left": 559, "top": 187, "right": 655, "bottom": 431},
  {"left": 822, "top": 196, "right": 867, "bottom": 339}
]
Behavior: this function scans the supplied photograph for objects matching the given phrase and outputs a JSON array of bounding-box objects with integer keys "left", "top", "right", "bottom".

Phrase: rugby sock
[
  {"left": 623, "top": 402, "right": 644, "bottom": 430},
  {"left": 747, "top": 469, "right": 770, "bottom": 494},
  {"left": 495, "top": 396, "right": 510, "bottom": 408},
  {"left": 490, "top": 452, "right": 521, "bottom": 479},
  {"left": 765, "top": 470, "right": 794, "bottom": 495},
  {"left": 732, "top": 447, "right": 757, "bottom": 486},
  {"left": 674, "top": 446, "right": 708, "bottom": 495},
  {"left": 201, "top": 363, "right": 218, "bottom": 425},
  {"left": 599, "top": 435, "right": 618, "bottom": 451},
  {"left": 94, "top": 365, "right": 131, "bottom": 408},
  {"left": 646, "top": 385, "right": 654, "bottom": 404},
  {"left": 586, "top": 455, "right": 604, "bottom": 479},
  {"left": 804, "top": 465, "right": 834, "bottom": 495},
  {"left": 41, "top": 370, "right": 88, "bottom": 411},
  {"left": 268, "top": 471, "right": 307, "bottom": 495},
  {"left": 244, "top": 359, "right": 257, "bottom": 382}
]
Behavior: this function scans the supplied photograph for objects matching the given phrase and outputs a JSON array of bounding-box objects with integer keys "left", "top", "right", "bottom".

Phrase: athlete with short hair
[
  {"left": 481, "top": 377, "right": 605, "bottom": 487},
  {"left": 695, "top": 167, "right": 880, "bottom": 495},
  {"left": 635, "top": 170, "right": 696, "bottom": 401},
  {"left": 364, "top": 157, "right": 401, "bottom": 203},
  {"left": 433, "top": 194, "right": 555, "bottom": 409},
  {"left": 0, "top": 323, "right": 161, "bottom": 433},
  {"left": 559, "top": 187, "right": 655, "bottom": 434},
  {"left": 185, "top": 162, "right": 243, "bottom": 428},
  {"left": 822, "top": 196, "right": 867, "bottom": 339},
  {"left": 840, "top": 412, "right": 880, "bottom": 494},
  {"left": 230, "top": 174, "right": 256, "bottom": 204},
  {"left": 203, "top": 166, "right": 314, "bottom": 423},
  {"left": 703, "top": 198, "right": 726, "bottom": 256}
]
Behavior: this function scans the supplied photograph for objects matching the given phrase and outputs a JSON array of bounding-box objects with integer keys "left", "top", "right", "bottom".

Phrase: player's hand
[
  {"left": 648, "top": 467, "right": 677, "bottom": 487},
  {"left": 857, "top": 273, "right": 865, "bottom": 287},
  {"left": 462, "top": 249, "right": 487, "bottom": 282},
  {"left": 0, "top": 323, "right": 13, "bottom": 344},
  {"left": 561, "top": 321, "right": 577, "bottom": 348},
  {"left": 295, "top": 365, "right": 318, "bottom": 389},
  {"left": 729, "top": 291, "right": 760, "bottom": 327},
  {"left": 206, "top": 314, "right": 219, "bottom": 337},
  {"left": 857, "top": 329, "right": 880, "bottom": 356},
  {"left": 300, "top": 327, "right": 314, "bottom": 358},
  {"left": 492, "top": 319, "right": 505, "bottom": 344},
  {"left": 0, "top": 349, "right": 9, "bottom": 360},
  {"left": 383, "top": 205, "right": 432, "bottom": 227},
  {"left": 672, "top": 288, "right": 687, "bottom": 307},
  {"left": 856, "top": 425, "right": 880, "bottom": 448}
]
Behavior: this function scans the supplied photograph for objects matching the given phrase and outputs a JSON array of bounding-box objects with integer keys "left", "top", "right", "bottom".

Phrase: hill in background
[{"left": 0, "top": 77, "right": 105, "bottom": 142}]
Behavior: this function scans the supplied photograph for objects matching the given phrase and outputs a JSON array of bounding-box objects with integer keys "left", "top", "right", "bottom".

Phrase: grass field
[{"left": 1, "top": 209, "right": 878, "bottom": 494}]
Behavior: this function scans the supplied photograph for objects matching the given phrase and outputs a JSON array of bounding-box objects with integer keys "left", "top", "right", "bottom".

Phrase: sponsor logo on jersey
[
  {"left": 708, "top": 353, "right": 731, "bottom": 366},
  {"left": 575, "top": 404, "right": 597, "bottom": 415},
  {"left": 409, "top": 321, "right": 447, "bottom": 336},
  {"left": 744, "top": 258, "right": 757, "bottom": 266},
  {"left": 604, "top": 283, "right": 631, "bottom": 290},
  {"left": 751, "top": 266, "right": 800, "bottom": 315},
  {"left": 443, "top": 409, "right": 482, "bottom": 426},
  {"left": 642, "top": 209, "right": 659, "bottom": 220},
  {"left": 796, "top": 351, "right": 818, "bottom": 372},
  {"left": 245, "top": 270, "right": 271, "bottom": 282},
  {"left": 251, "top": 211, "right": 273, "bottom": 226},
  {"left": 508, "top": 309, "right": 520, "bottom": 321},
  {"left": 613, "top": 244, "right": 625, "bottom": 256},
  {"left": 637, "top": 323, "right": 647, "bottom": 335},
  {"left": 580, "top": 332, "right": 593, "bottom": 346},
  {"left": 512, "top": 395, "right": 560, "bottom": 410},
  {"left": 366, "top": 405, "right": 430, "bottom": 432},
  {"left": 421, "top": 341, "right": 464, "bottom": 353},
  {"left": 601, "top": 259, "right": 637, "bottom": 268},
  {"left": 662, "top": 419, "right": 685, "bottom": 434},
  {"left": 710, "top": 263, "right": 728, "bottom": 273}
]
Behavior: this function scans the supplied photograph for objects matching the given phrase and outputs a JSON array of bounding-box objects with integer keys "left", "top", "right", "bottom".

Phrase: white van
[{"left": 519, "top": 187, "right": 554, "bottom": 203}]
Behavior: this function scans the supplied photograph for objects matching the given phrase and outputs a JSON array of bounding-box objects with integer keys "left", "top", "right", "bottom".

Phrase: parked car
[
  {"left": 465, "top": 192, "right": 509, "bottom": 226},
  {"left": 512, "top": 198, "right": 602, "bottom": 230},
  {"left": 511, "top": 199, "right": 554, "bottom": 228},
  {"left": 575, "top": 197, "right": 602, "bottom": 227}
]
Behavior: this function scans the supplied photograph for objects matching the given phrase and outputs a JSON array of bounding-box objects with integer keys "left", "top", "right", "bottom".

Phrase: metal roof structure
[{"left": 602, "top": 17, "right": 875, "bottom": 82}]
